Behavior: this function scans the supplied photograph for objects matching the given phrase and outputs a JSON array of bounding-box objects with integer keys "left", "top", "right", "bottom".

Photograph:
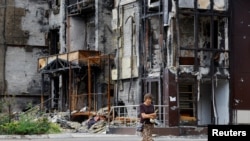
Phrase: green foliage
[
  {"left": 0, "top": 114, "right": 9, "bottom": 125},
  {"left": 0, "top": 96, "right": 62, "bottom": 135},
  {"left": 0, "top": 116, "right": 61, "bottom": 135},
  {"left": 47, "top": 122, "right": 62, "bottom": 133}
]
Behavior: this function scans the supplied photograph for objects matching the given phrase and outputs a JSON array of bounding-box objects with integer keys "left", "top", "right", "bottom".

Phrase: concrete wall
[
  {"left": 69, "top": 17, "right": 87, "bottom": 51},
  {"left": 5, "top": 47, "right": 42, "bottom": 95},
  {"left": 95, "top": 0, "right": 114, "bottom": 53},
  {"left": 235, "top": 110, "right": 250, "bottom": 124},
  {"left": 4, "top": 0, "right": 48, "bottom": 46},
  {"left": 15, "top": 0, "right": 48, "bottom": 46},
  {"left": 2, "top": 0, "right": 49, "bottom": 111},
  {"left": 146, "top": 16, "right": 162, "bottom": 77},
  {"left": 112, "top": 1, "right": 141, "bottom": 107}
]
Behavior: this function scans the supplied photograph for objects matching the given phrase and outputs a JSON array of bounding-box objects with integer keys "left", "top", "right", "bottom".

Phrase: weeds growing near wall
[
  {"left": 0, "top": 115, "right": 61, "bottom": 135},
  {"left": 0, "top": 97, "right": 61, "bottom": 135}
]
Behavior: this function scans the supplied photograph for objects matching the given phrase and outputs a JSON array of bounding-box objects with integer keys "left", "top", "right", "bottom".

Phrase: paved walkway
[{"left": 0, "top": 133, "right": 208, "bottom": 140}]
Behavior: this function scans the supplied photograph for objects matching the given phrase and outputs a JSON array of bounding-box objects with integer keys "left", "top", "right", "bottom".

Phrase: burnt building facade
[{"left": 0, "top": 0, "right": 250, "bottom": 135}]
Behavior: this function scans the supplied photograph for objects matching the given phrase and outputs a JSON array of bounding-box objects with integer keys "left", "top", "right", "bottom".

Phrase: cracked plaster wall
[
  {"left": 69, "top": 17, "right": 88, "bottom": 51},
  {"left": 95, "top": 0, "right": 114, "bottom": 53},
  {"left": 112, "top": 1, "right": 141, "bottom": 109},
  {"left": 3, "top": 0, "right": 49, "bottom": 111},
  {"left": 13, "top": 0, "right": 48, "bottom": 46},
  {"left": 147, "top": 16, "right": 163, "bottom": 77}
]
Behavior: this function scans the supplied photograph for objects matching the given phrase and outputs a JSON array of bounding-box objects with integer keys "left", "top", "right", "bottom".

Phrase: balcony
[
  {"left": 37, "top": 50, "right": 101, "bottom": 73},
  {"left": 67, "top": 0, "right": 95, "bottom": 16}
]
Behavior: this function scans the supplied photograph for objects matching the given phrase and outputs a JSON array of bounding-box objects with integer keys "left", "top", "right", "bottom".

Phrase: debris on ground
[{"left": 10, "top": 106, "right": 139, "bottom": 134}]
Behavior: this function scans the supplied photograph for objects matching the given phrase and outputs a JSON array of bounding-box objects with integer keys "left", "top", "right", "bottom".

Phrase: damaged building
[{"left": 1, "top": 0, "right": 250, "bottom": 136}]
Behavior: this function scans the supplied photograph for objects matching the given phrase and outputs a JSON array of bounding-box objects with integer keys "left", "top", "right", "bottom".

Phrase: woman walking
[{"left": 139, "top": 93, "right": 156, "bottom": 141}]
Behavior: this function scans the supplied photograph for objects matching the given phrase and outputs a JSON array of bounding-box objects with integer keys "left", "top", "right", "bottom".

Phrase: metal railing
[{"left": 108, "top": 105, "right": 169, "bottom": 128}]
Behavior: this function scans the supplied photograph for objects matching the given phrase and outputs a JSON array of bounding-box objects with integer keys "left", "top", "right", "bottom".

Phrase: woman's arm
[{"left": 141, "top": 112, "right": 156, "bottom": 119}]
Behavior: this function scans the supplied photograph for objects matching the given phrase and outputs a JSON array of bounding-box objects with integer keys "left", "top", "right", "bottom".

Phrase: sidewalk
[{"left": 0, "top": 133, "right": 208, "bottom": 140}]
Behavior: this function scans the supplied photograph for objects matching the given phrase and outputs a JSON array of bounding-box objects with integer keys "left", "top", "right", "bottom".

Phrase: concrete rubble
[{"left": 44, "top": 106, "right": 138, "bottom": 134}]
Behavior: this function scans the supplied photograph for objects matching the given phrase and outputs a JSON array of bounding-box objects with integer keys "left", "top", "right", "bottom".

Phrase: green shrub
[
  {"left": 47, "top": 122, "right": 62, "bottom": 134},
  {"left": 0, "top": 117, "right": 61, "bottom": 135},
  {"left": 0, "top": 114, "right": 9, "bottom": 126}
]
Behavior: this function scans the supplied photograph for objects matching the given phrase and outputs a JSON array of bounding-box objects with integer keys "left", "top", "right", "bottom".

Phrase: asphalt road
[{"left": 0, "top": 134, "right": 208, "bottom": 141}]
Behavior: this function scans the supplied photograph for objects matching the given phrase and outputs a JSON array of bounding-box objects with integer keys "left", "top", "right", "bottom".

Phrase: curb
[
  {"left": 0, "top": 133, "right": 208, "bottom": 140},
  {"left": 0, "top": 133, "right": 135, "bottom": 139}
]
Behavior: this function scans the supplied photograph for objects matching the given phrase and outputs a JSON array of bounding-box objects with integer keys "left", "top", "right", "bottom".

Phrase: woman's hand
[{"left": 149, "top": 113, "right": 157, "bottom": 119}]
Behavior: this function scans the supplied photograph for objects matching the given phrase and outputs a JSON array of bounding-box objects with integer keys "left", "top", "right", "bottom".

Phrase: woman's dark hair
[{"left": 144, "top": 93, "right": 153, "bottom": 101}]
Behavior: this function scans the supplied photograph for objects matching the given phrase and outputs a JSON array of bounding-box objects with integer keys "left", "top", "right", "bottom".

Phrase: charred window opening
[
  {"left": 178, "top": 15, "right": 229, "bottom": 77},
  {"left": 51, "top": 76, "right": 60, "bottom": 110},
  {"left": 47, "top": 0, "right": 60, "bottom": 7},
  {"left": 179, "top": 84, "right": 196, "bottom": 125},
  {"left": 86, "top": 22, "right": 95, "bottom": 50},
  {"left": 48, "top": 29, "right": 60, "bottom": 55},
  {"left": 176, "top": 0, "right": 230, "bottom": 126},
  {"left": 56, "top": 0, "right": 60, "bottom": 6},
  {"left": 48, "top": 0, "right": 61, "bottom": 14},
  {"left": 140, "top": 0, "right": 169, "bottom": 125}
]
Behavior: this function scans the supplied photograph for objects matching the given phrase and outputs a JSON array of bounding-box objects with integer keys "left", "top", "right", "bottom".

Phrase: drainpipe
[
  {"left": 41, "top": 73, "right": 44, "bottom": 111},
  {"left": 88, "top": 58, "right": 92, "bottom": 114},
  {"left": 108, "top": 55, "right": 111, "bottom": 112},
  {"left": 68, "top": 63, "right": 72, "bottom": 120},
  {"left": 1, "top": 0, "right": 7, "bottom": 95},
  {"left": 212, "top": 76, "right": 218, "bottom": 124},
  {"left": 210, "top": 0, "right": 218, "bottom": 125},
  {"left": 175, "top": 0, "right": 180, "bottom": 81},
  {"left": 67, "top": 13, "right": 70, "bottom": 52}
]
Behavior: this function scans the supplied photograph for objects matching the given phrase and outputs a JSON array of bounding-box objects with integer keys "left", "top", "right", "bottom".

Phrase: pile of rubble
[
  {"left": 48, "top": 110, "right": 108, "bottom": 134},
  {"left": 47, "top": 106, "right": 139, "bottom": 134},
  {"left": 54, "top": 114, "right": 108, "bottom": 134},
  {"left": 8, "top": 104, "right": 140, "bottom": 135}
]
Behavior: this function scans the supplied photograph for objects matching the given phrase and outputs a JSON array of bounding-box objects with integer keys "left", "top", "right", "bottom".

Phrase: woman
[{"left": 140, "top": 93, "right": 156, "bottom": 141}]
